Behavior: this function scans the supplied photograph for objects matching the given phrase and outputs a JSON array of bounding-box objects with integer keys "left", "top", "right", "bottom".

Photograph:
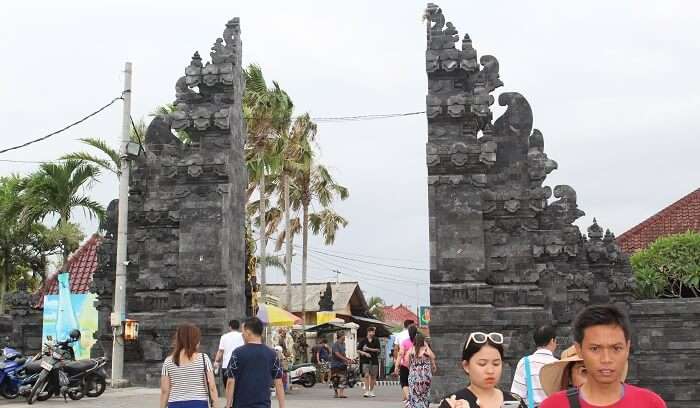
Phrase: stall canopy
[
  {"left": 257, "top": 304, "right": 302, "bottom": 327},
  {"left": 338, "top": 314, "right": 392, "bottom": 338}
]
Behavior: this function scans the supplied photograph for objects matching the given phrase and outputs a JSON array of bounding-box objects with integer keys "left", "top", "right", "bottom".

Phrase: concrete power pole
[{"left": 111, "top": 61, "right": 132, "bottom": 388}]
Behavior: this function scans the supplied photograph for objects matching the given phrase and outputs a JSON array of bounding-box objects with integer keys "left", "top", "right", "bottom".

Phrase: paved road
[{"left": 2, "top": 383, "right": 405, "bottom": 407}]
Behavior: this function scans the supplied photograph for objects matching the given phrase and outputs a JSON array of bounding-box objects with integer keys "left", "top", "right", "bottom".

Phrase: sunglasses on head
[{"left": 464, "top": 332, "right": 504, "bottom": 350}]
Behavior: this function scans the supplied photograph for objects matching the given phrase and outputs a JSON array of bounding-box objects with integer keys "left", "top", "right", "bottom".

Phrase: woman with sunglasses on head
[{"left": 440, "top": 332, "right": 526, "bottom": 408}]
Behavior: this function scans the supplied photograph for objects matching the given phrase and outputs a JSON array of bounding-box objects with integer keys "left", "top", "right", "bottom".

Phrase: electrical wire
[
  {"left": 0, "top": 95, "right": 124, "bottom": 155},
  {"left": 303, "top": 244, "right": 426, "bottom": 264},
  {"left": 295, "top": 244, "right": 430, "bottom": 272},
  {"left": 307, "top": 251, "right": 429, "bottom": 286}
]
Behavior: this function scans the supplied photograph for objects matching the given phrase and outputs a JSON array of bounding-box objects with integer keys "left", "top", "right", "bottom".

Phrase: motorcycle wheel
[
  {"left": 68, "top": 390, "right": 83, "bottom": 400},
  {"left": 301, "top": 373, "right": 316, "bottom": 388},
  {"left": 84, "top": 374, "right": 106, "bottom": 397},
  {"left": 27, "top": 370, "right": 49, "bottom": 405},
  {"left": 0, "top": 382, "right": 19, "bottom": 399}
]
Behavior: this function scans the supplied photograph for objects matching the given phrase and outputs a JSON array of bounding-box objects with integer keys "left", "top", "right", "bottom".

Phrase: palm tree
[
  {"left": 0, "top": 175, "right": 27, "bottom": 314},
  {"left": 244, "top": 64, "right": 294, "bottom": 299},
  {"left": 20, "top": 160, "right": 105, "bottom": 263},
  {"left": 367, "top": 296, "right": 386, "bottom": 321}
]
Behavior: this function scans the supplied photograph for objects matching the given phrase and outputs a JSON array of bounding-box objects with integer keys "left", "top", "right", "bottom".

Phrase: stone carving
[
  {"left": 318, "top": 282, "right": 334, "bottom": 312},
  {"left": 425, "top": 4, "right": 634, "bottom": 399},
  {"left": 90, "top": 18, "right": 248, "bottom": 387}
]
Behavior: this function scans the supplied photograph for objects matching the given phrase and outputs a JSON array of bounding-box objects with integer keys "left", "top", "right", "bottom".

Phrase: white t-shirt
[
  {"left": 396, "top": 329, "right": 409, "bottom": 345},
  {"left": 218, "top": 330, "right": 244, "bottom": 367}
]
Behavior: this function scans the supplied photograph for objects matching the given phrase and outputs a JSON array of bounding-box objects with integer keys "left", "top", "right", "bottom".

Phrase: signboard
[
  {"left": 42, "top": 273, "right": 98, "bottom": 360},
  {"left": 418, "top": 306, "right": 431, "bottom": 327}
]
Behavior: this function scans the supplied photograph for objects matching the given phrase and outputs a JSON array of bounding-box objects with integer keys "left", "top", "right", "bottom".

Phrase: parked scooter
[
  {"left": 288, "top": 363, "right": 317, "bottom": 388},
  {"left": 0, "top": 346, "right": 42, "bottom": 399},
  {"left": 25, "top": 330, "right": 107, "bottom": 404}
]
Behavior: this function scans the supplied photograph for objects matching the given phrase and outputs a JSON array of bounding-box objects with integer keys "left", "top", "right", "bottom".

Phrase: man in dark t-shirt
[
  {"left": 358, "top": 327, "right": 381, "bottom": 398},
  {"left": 226, "top": 317, "right": 285, "bottom": 408}
]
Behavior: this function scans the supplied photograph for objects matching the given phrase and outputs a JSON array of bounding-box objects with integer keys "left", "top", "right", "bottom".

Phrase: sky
[{"left": 1, "top": 1, "right": 698, "bottom": 309}]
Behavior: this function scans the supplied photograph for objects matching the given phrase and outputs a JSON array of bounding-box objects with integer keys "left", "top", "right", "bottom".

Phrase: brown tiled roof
[
  {"left": 382, "top": 304, "right": 418, "bottom": 327},
  {"left": 36, "top": 234, "right": 101, "bottom": 307},
  {"left": 617, "top": 188, "right": 700, "bottom": 254}
]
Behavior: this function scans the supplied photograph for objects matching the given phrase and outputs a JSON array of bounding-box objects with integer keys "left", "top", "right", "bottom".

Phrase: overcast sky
[{"left": 1, "top": 1, "right": 698, "bottom": 309}]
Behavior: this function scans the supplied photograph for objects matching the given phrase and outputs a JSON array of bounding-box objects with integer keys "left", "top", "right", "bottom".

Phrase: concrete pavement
[{"left": 2, "top": 383, "right": 405, "bottom": 407}]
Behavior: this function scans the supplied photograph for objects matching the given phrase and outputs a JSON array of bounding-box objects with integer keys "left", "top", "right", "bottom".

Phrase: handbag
[
  {"left": 203, "top": 354, "right": 213, "bottom": 408},
  {"left": 524, "top": 356, "right": 536, "bottom": 408}
]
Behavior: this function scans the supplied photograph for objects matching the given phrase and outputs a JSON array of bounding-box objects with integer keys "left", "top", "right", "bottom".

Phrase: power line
[
  {"left": 0, "top": 94, "right": 124, "bottom": 156},
  {"left": 311, "top": 111, "right": 425, "bottom": 123},
  {"left": 304, "top": 244, "right": 426, "bottom": 264},
  {"left": 295, "top": 245, "right": 430, "bottom": 272},
  {"left": 307, "top": 251, "right": 428, "bottom": 286}
]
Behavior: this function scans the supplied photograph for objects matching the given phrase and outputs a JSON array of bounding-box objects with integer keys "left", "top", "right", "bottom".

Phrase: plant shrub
[{"left": 631, "top": 231, "right": 700, "bottom": 298}]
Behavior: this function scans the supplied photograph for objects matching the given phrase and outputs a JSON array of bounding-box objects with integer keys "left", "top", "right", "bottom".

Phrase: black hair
[
  {"left": 462, "top": 336, "right": 504, "bottom": 362},
  {"left": 229, "top": 319, "right": 240, "bottom": 330},
  {"left": 408, "top": 324, "right": 418, "bottom": 343},
  {"left": 403, "top": 319, "right": 415, "bottom": 329},
  {"left": 243, "top": 317, "right": 263, "bottom": 336},
  {"left": 367, "top": 326, "right": 376, "bottom": 333},
  {"left": 533, "top": 325, "right": 556, "bottom": 347},
  {"left": 573, "top": 304, "right": 631, "bottom": 344},
  {"left": 320, "top": 338, "right": 327, "bottom": 344},
  {"left": 414, "top": 332, "right": 426, "bottom": 356}
]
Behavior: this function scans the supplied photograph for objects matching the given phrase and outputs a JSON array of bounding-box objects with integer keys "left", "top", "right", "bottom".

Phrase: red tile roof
[
  {"left": 382, "top": 304, "right": 419, "bottom": 327},
  {"left": 36, "top": 234, "right": 101, "bottom": 307},
  {"left": 617, "top": 188, "right": 700, "bottom": 254}
]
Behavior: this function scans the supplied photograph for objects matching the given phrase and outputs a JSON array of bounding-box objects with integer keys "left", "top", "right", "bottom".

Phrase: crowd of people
[{"left": 157, "top": 304, "right": 667, "bottom": 408}]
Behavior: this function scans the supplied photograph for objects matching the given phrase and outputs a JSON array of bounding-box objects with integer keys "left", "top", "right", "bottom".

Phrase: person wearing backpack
[
  {"left": 540, "top": 305, "right": 666, "bottom": 408},
  {"left": 511, "top": 325, "right": 559, "bottom": 407}
]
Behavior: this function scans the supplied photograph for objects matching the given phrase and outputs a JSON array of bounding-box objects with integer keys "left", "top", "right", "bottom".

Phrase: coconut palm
[
  {"left": 367, "top": 296, "right": 386, "bottom": 321},
  {"left": 19, "top": 160, "right": 104, "bottom": 263},
  {"left": 244, "top": 63, "right": 294, "bottom": 298}
]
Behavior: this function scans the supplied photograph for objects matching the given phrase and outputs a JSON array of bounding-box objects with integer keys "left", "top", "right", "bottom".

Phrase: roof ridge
[{"left": 618, "top": 188, "right": 700, "bottom": 241}]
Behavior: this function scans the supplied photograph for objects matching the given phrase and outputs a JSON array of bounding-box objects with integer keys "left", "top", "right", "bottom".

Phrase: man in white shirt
[
  {"left": 214, "top": 319, "right": 244, "bottom": 391},
  {"left": 511, "top": 325, "right": 559, "bottom": 407}
]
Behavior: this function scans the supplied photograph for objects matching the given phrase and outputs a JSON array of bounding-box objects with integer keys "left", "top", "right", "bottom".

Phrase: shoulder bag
[{"left": 202, "top": 354, "right": 213, "bottom": 408}]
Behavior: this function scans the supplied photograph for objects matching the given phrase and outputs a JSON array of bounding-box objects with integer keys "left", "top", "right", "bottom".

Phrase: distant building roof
[
  {"left": 36, "top": 234, "right": 101, "bottom": 307},
  {"left": 266, "top": 282, "right": 368, "bottom": 314},
  {"left": 382, "top": 304, "right": 418, "bottom": 327},
  {"left": 617, "top": 189, "right": 700, "bottom": 253}
]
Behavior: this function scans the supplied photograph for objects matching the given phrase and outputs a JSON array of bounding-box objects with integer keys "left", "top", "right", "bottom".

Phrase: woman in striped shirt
[{"left": 160, "top": 323, "right": 218, "bottom": 408}]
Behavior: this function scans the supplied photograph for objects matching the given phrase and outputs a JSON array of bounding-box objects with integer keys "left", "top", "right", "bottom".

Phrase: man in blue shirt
[{"left": 225, "top": 317, "right": 285, "bottom": 408}]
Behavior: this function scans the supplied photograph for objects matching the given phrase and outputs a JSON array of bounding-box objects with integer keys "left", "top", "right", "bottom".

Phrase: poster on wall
[
  {"left": 418, "top": 306, "right": 431, "bottom": 327},
  {"left": 42, "top": 273, "right": 98, "bottom": 360}
]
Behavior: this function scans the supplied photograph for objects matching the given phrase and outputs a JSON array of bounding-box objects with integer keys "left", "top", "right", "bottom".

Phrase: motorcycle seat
[
  {"left": 288, "top": 363, "right": 314, "bottom": 371},
  {"left": 64, "top": 359, "right": 97, "bottom": 374},
  {"left": 23, "top": 360, "right": 43, "bottom": 374}
]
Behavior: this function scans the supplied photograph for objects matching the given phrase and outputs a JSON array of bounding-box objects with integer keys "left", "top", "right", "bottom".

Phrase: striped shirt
[
  {"left": 161, "top": 353, "right": 213, "bottom": 403},
  {"left": 510, "top": 349, "right": 558, "bottom": 405}
]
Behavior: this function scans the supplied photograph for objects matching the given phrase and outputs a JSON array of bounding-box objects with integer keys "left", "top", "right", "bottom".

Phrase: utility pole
[
  {"left": 415, "top": 283, "right": 420, "bottom": 326},
  {"left": 111, "top": 62, "right": 132, "bottom": 388},
  {"left": 333, "top": 269, "right": 341, "bottom": 287}
]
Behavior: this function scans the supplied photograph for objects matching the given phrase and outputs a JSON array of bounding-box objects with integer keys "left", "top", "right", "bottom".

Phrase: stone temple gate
[
  {"left": 90, "top": 18, "right": 248, "bottom": 386},
  {"left": 424, "top": 3, "right": 637, "bottom": 399}
]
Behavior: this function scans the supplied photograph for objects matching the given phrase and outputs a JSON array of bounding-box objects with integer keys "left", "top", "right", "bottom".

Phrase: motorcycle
[
  {"left": 0, "top": 347, "right": 43, "bottom": 399},
  {"left": 288, "top": 363, "right": 316, "bottom": 388},
  {"left": 26, "top": 330, "right": 108, "bottom": 404}
]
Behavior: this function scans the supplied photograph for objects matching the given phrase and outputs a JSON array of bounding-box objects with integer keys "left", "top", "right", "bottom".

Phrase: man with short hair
[
  {"left": 225, "top": 317, "right": 285, "bottom": 408},
  {"left": 214, "top": 319, "right": 244, "bottom": 393},
  {"left": 358, "top": 327, "right": 381, "bottom": 398},
  {"left": 330, "top": 332, "right": 353, "bottom": 399},
  {"left": 540, "top": 304, "right": 666, "bottom": 408},
  {"left": 512, "top": 324, "right": 559, "bottom": 407}
]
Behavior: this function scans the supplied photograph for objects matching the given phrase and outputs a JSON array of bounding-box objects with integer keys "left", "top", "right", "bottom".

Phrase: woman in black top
[{"left": 440, "top": 332, "right": 526, "bottom": 408}]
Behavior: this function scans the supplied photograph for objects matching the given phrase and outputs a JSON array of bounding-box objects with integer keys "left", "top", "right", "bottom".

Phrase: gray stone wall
[
  {"left": 628, "top": 299, "right": 700, "bottom": 407},
  {"left": 90, "top": 18, "right": 247, "bottom": 387},
  {"left": 423, "top": 2, "right": 654, "bottom": 403},
  {"left": 1, "top": 288, "right": 43, "bottom": 356}
]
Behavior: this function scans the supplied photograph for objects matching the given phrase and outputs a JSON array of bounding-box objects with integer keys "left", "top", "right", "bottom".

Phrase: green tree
[
  {"left": 367, "top": 296, "right": 386, "bottom": 321},
  {"left": 19, "top": 160, "right": 104, "bottom": 263},
  {"left": 631, "top": 231, "right": 700, "bottom": 298},
  {"left": 243, "top": 63, "right": 294, "bottom": 298}
]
